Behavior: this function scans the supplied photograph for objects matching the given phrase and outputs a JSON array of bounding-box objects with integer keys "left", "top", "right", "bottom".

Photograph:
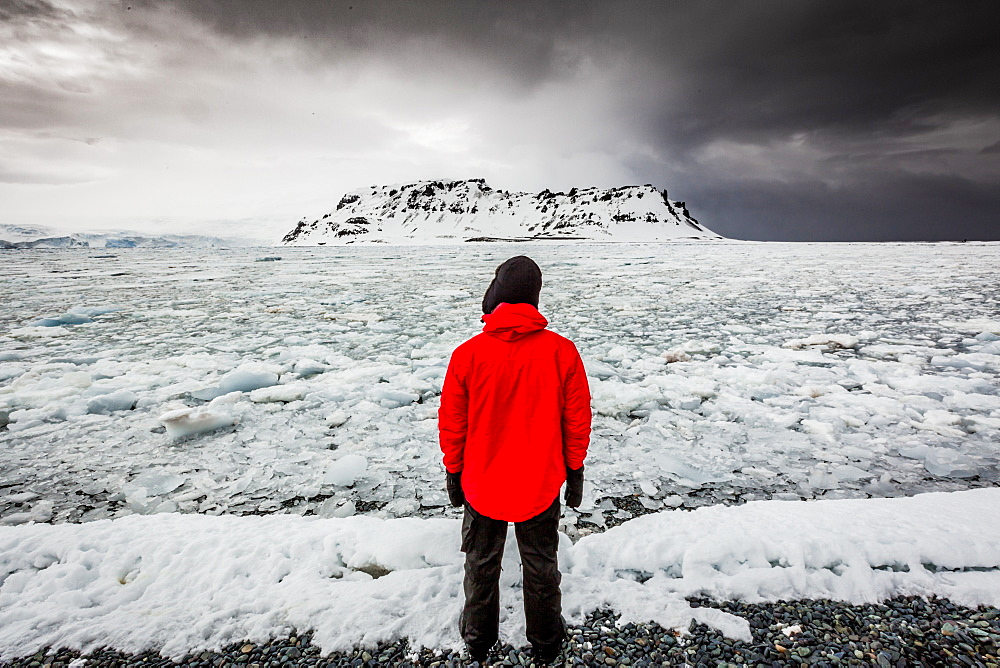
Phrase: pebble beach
[{"left": 5, "top": 596, "right": 998, "bottom": 667}]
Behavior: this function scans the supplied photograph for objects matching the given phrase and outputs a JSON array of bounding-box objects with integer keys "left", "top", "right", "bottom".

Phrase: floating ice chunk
[
  {"left": 653, "top": 453, "right": 729, "bottom": 487},
  {"left": 582, "top": 359, "right": 618, "bottom": 379},
  {"left": 800, "top": 419, "right": 836, "bottom": 441},
  {"left": 32, "top": 313, "right": 92, "bottom": 327},
  {"left": 931, "top": 353, "right": 995, "bottom": 371},
  {"left": 661, "top": 495, "right": 685, "bottom": 508},
  {"left": 639, "top": 479, "right": 659, "bottom": 496},
  {"left": 603, "top": 345, "right": 631, "bottom": 362},
  {"left": 125, "top": 471, "right": 186, "bottom": 498},
  {"left": 158, "top": 406, "right": 235, "bottom": 439},
  {"left": 862, "top": 472, "right": 895, "bottom": 496},
  {"left": 62, "top": 371, "right": 92, "bottom": 388},
  {"left": 370, "top": 387, "right": 419, "bottom": 408},
  {"left": 293, "top": 358, "right": 327, "bottom": 377},
  {"left": 923, "top": 410, "right": 961, "bottom": 426},
  {"left": 0, "top": 499, "right": 53, "bottom": 525},
  {"left": 922, "top": 448, "right": 978, "bottom": 478},
  {"left": 249, "top": 385, "right": 306, "bottom": 403},
  {"left": 783, "top": 334, "right": 858, "bottom": 350},
  {"left": 911, "top": 415, "right": 965, "bottom": 438},
  {"left": 833, "top": 464, "right": 870, "bottom": 482},
  {"left": 662, "top": 349, "right": 691, "bottom": 363},
  {"left": 318, "top": 497, "right": 358, "bottom": 518},
  {"left": 332, "top": 500, "right": 356, "bottom": 517},
  {"left": 897, "top": 443, "right": 930, "bottom": 459},
  {"left": 217, "top": 366, "right": 279, "bottom": 393},
  {"left": 323, "top": 454, "right": 368, "bottom": 486},
  {"left": 10, "top": 326, "right": 71, "bottom": 338},
  {"left": 4, "top": 491, "right": 38, "bottom": 504},
  {"left": 966, "top": 415, "right": 1000, "bottom": 434},
  {"left": 326, "top": 410, "right": 349, "bottom": 427},
  {"left": 86, "top": 389, "right": 137, "bottom": 414},
  {"left": 191, "top": 364, "right": 280, "bottom": 400},
  {"left": 940, "top": 319, "right": 1000, "bottom": 334},
  {"left": 31, "top": 306, "right": 118, "bottom": 327},
  {"left": 590, "top": 379, "right": 660, "bottom": 417},
  {"left": 674, "top": 396, "right": 702, "bottom": 411},
  {"left": 806, "top": 468, "right": 840, "bottom": 490},
  {"left": 639, "top": 496, "right": 662, "bottom": 510},
  {"left": 70, "top": 306, "right": 119, "bottom": 317},
  {"left": 676, "top": 339, "right": 722, "bottom": 355},
  {"left": 323, "top": 312, "right": 382, "bottom": 324}
]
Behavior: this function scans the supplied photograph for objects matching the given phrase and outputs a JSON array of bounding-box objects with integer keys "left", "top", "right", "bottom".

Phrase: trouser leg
[
  {"left": 460, "top": 503, "right": 507, "bottom": 654},
  {"left": 514, "top": 497, "right": 565, "bottom": 651}
]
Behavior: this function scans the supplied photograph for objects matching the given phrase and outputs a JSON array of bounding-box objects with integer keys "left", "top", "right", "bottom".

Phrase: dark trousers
[{"left": 460, "top": 498, "right": 565, "bottom": 654}]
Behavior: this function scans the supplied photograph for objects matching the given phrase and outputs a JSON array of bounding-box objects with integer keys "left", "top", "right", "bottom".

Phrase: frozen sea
[{"left": 2, "top": 242, "right": 999, "bottom": 530}]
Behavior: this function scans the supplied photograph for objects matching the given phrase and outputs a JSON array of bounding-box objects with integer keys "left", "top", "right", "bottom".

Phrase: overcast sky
[{"left": 2, "top": 0, "right": 998, "bottom": 241}]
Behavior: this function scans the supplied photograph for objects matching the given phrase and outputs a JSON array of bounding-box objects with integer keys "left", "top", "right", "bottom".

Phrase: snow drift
[{"left": 1, "top": 489, "right": 998, "bottom": 660}]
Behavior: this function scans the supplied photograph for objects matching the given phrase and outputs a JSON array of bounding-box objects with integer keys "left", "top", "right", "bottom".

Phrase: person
[{"left": 438, "top": 255, "right": 592, "bottom": 664}]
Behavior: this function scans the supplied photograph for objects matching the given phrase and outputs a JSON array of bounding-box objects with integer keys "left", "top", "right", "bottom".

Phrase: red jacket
[{"left": 438, "top": 302, "right": 591, "bottom": 522}]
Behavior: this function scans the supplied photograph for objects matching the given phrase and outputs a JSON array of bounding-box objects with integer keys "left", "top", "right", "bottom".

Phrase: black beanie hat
[{"left": 482, "top": 255, "right": 543, "bottom": 314}]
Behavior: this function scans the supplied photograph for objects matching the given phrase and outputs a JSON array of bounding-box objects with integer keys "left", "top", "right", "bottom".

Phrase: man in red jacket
[{"left": 439, "top": 255, "right": 591, "bottom": 664}]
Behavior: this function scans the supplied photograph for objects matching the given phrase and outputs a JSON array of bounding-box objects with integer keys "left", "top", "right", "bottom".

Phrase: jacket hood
[
  {"left": 482, "top": 256, "right": 543, "bottom": 315},
  {"left": 481, "top": 302, "right": 548, "bottom": 341}
]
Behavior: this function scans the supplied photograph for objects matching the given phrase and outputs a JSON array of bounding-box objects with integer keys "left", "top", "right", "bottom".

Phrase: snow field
[
  {"left": 0, "top": 489, "right": 997, "bottom": 659},
  {"left": 1, "top": 243, "right": 999, "bottom": 527}
]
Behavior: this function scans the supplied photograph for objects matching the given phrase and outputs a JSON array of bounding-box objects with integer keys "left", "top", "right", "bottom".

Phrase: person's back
[
  {"left": 439, "top": 256, "right": 591, "bottom": 664},
  {"left": 442, "top": 303, "right": 589, "bottom": 521}
]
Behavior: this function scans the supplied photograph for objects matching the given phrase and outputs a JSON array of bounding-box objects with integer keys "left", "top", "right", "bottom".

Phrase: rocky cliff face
[{"left": 280, "top": 179, "right": 723, "bottom": 245}]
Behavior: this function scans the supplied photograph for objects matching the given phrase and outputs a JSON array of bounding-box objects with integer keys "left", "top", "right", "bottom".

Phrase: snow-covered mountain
[{"left": 280, "top": 179, "right": 724, "bottom": 245}]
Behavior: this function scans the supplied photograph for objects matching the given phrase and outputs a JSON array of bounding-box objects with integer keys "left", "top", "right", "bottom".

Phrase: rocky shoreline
[{"left": 4, "top": 596, "right": 997, "bottom": 668}]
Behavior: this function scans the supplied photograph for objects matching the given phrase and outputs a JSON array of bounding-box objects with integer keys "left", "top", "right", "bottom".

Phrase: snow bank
[{"left": 1, "top": 489, "right": 998, "bottom": 660}]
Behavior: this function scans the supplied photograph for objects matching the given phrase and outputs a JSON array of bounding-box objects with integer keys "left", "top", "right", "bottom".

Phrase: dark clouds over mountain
[{"left": 2, "top": 0, "right": 997, "bottom": 240}]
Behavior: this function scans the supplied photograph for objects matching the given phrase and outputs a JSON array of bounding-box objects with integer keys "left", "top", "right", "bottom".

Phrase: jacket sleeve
[
  {"left": 562, "top": 346, "right": 592, "bottom": 470},
  {"left": 438, "top": 351, "right": 469, "bottom": 473}
]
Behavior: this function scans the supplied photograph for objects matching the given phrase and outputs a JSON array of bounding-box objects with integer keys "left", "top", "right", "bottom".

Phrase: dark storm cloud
[
  {"left": 170, "top": 0, "right": 595, "bottom": 81},
  {"left": 159, "top": 0, "right": 1000, "bottom": 239},
  {"left": 0, "top": 0, "right": 70, "bottom": 22},
  {"left": 169, "top": 1, "right": 1000, "bottom": 133},
  {"left": 676, "top": 173, "right": 1000, "bottom": 242}
]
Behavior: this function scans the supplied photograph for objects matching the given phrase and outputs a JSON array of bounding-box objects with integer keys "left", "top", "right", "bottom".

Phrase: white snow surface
[
  {"left": 0, "top": 489, "right": 997, "bottom": 659},
  {"left": 280, "top": 179, "right": 723, "bottom": 245},
  {"left": 1, "top": 243, "right": 999, "bottom": 526}
]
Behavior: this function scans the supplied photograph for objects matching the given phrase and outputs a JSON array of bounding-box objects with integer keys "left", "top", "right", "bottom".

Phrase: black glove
[
  {"left": 447, "top": 471, "right": 465, "bottom": 507},
  {"left": 564, "top": 465, "right": 584, "bottom": 508}
]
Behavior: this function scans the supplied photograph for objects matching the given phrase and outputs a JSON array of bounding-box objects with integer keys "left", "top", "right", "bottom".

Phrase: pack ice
[{"left": 1, "top": 243, "right": 998, "bottom": 526}]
